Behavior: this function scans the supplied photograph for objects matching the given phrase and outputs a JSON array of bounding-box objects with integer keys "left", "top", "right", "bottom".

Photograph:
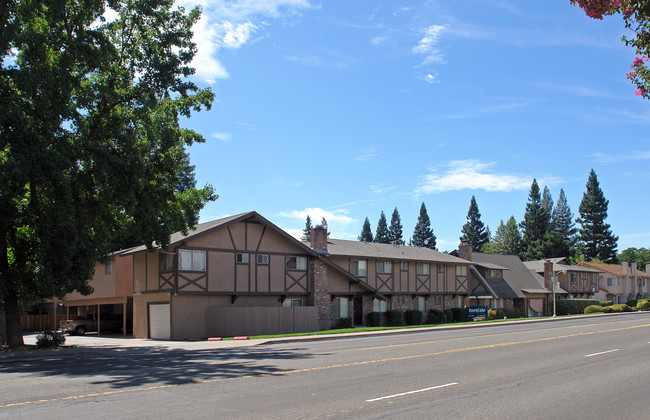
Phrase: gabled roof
[
  {"left": 321, "top": 239, "right": 471, "bottom": 264},
  {"left": 472, "top": 253, "right": 550, "bottom": 298},
  {"left": 523, "top": 259, "right": 602, "bottom": 274},
  {"left": 579, "top": 261, "right": 649, "bottom": 277}
]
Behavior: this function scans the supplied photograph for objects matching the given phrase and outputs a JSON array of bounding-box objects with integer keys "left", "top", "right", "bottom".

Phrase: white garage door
[{"left": 149, "top": 304, "right": 170, "bottom": 339}]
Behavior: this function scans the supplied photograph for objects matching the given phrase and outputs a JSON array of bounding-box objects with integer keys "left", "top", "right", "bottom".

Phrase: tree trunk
[{"left": 4, "top": 289, "right": 25, "bottom": 349}]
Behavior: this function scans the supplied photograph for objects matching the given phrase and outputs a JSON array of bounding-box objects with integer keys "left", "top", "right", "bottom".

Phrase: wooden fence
[
  {"left": 205, "top": 306, "right": 319, "bottom": 337},
  {"left": 20, "top": 314, "right": 72, "bottom": 332}
]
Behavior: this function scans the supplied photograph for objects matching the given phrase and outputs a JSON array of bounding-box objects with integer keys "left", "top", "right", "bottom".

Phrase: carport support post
[
  {"left": 97, "top": 304, "right": 101, "bottom": 335},
  {"left": 122, "top": 300, "right": 127, "bottom": 337}
]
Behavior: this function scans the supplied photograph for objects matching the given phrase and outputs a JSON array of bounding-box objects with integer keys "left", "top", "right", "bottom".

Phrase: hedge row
[{"left": 555, "top": 299, "right": 600, "bottom": 315}]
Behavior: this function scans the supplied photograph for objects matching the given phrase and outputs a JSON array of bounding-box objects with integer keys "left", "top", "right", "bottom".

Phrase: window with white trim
[
  {"left": 257, "top": 254, "right": 269, "bottom": 265},
  {"left": 456, "top": 265, "right": 467, "bottom": 276},
  {"left": 400, "top": 261, "right": 409, "bottom": 271},
  {"left": 178, "top": 249, "right": 206, "bottom": 271},
  {"left": 286, "top": 256, "right": 307, "bottom": 270},
  {"left": 376, "top": 261, "right": 392, "bottom": 274},
  {"left": 489, "top": 269, "right": 502, "bottom": 277},
  {"left": 332, "top": 297, "right": 349, "bottom": 318},
  {"left": 413, "top": 296, "right": 425, "bottom": 311},
  {"left": 416, "top": 263, "right": 430, "bottom": 275},
  {"left": 236, "top": 253, "right": 249, "bottom": 264},
  {"left": 373, "top": 298, "right": 388, "bottom": 313},
  {"left": 607, "top": 278, "right": 614, "bottom": 286},
  {"left": 350, "top": 260, "right": 367, "bottom": 276},
  {"left": 453, "top": 295, "right": 464, "bottom": 307},
  {"left": 591, "top": 274, "right": 597, "bottom": 285}
]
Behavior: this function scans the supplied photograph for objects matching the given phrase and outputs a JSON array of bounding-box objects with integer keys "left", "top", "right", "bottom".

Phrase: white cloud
[
  {"left": 591, "top": 150, "right": 650, "bottom": 164},
  {"left": 280, "top": 207, "right": 356, "bottom": 224},
  {"left": 414, "top": 160, "right": 532, "bottom": 194},
  {"left": 412, "top": 25, "right": 446, "bottom": 65},
  {"left": 370, "top": 34, "right": 390, "bottom": 46},
  {"left": 436, "top": 101, "right": 530, "bottom": 120},
  {"left": 370, "top": 184, "right": 396, "bottom": 194},
  {"left": 423, "top": 73, "right": 437, "bottom": 84},
  {"left": 211, "top": 132, "right": 232, "bottom": 141},
  {"left": 353, "top": 147, "right": 379, "bottom": 162}
]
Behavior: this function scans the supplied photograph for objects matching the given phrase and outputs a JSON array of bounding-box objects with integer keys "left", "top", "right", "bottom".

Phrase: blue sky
[{"left": 176, "top": 0, "right": 650, "bottom": 252}]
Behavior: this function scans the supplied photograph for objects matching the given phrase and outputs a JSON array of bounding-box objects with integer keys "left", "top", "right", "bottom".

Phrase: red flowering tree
[{"left": 570, "top": 0, "right": 650, "bottom": 98}]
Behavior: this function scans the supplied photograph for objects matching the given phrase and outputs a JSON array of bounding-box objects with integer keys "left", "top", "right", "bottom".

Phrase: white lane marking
[
  {"left": 366, "top": 382, "right": 458, "bottom": 402},
  {"left": 585, "top": 349, "right": 620, "bottom": 358}
]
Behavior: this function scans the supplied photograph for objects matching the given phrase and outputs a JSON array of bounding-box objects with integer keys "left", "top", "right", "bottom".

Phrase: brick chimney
[
  {"left": 458, "top": 241, "right": 472, "bottom": 261},
  {"left": 543, "top": 260, "right": 553, "bottom": 291},
  {"left": 310, "top": 225, "right": 328, "bottom": 254},
  {"left": 310, "top": 225, "right": 330, "bottom": 330}
]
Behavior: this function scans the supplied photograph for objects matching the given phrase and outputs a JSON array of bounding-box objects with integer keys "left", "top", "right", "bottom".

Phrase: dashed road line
[
  {"left": 366, "top": 382, "right": 458, "bottom": 402},
  {"left": 585, "top": 349, "right": 620, "bottom": 357}
]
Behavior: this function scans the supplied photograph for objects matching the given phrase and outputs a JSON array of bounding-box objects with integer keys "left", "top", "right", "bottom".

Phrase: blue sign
[{"left": 467, "top": 305, "right": 488, "bottom": 320}]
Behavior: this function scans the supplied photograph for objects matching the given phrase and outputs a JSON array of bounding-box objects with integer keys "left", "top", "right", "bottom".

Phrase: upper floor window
[
  {"left": 350, "top": 260, "right": 367, "bottom": 276},
  {"left": 416, "top": 263, "right": 430, "bottom": 275},
  {"left": 400, "top": 261, "right": 409, "bottom": 271},
  {"left": 580, "top": 272, "right": 588, "bottom": 280},
  {"left": 286, "top": 256, "right": 307, "bottom": 270},
  {"left": 104, "top": 261, "right": 112, "bottom": 275},
  {"left": 438, "top": 264, "right": 445, "bottom": 273},
  {"left": 376, "top": 261, "right": 392, "bottom": 274},
  {"left": 489, "top": 269, "right": 502, "bottom": 278},
  {"left": 456, "top": 265, "right": 467, "bottom": 276},
  {"left": 607, "top": 278, "right": 614, "bottom": 286},
  {"left": 571, "top": 273, "right": 577, "bottom": 284},
  {"left": 257, "top": 254, "right": 269, "bottom": 265},
  {"left": 159, "top": 253, "right": 174, "bottom": 272},
  {"left": 236, "top": 253, "right": 249, "bottom": 264},
  {"left": 178, "top": 249, "right": 206, "bottom": 271},
  {"left": 591, "top": 274, "right": 597, "bottom": 285}
]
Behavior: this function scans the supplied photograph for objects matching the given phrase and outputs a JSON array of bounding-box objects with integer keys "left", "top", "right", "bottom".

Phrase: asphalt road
[{"left": 1, "top": 313, "right": 649, "bottom": 419}]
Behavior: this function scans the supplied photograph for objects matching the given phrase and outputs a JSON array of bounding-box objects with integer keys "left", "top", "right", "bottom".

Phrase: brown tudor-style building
[{"left": 54, "top": 211, "right": 477, "bottom": 339}]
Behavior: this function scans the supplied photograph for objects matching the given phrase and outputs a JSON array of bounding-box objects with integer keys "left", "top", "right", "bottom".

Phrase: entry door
[
  {"left": 353, "top": 297, "right": 363, "bottom": 325},
  {"left": 149, "top": 304, "right": 170, "bottom": 339}
]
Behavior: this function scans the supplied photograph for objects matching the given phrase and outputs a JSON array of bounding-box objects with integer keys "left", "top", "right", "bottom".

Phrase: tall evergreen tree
[
  {"left": 358, "top": 217, "right": 374, "bottom": 242},
  {"left": 411, "top": 203, "right": 437, "bottom": 249},
  {"left": 301, "top": 215, "right": 313, "bottom": 241},
  {"left": 460, "top": 195, "right": 489, "bottom": 250},
  {"left": 541, "top": 186, "right": 554, "bottom": 218},
  {"left": 388, "top": 207, "right": 404, "bottom": 245},
  {"left": 320, "top": 217, "right": 330, "bottom": 237},
  {"left": 492, "top": 217, "right": 522, "bottom": 256},
  {"left": 374, "top": 211, "right": 390, "bottom": 243},
  {"left": 577, "top": 170, "right": 618, "bottom": 262},
  {"left": 520, "top": 179, "right": 549, "bottom": 260},
  {"left": 543, "top": 188, "right": 576, "bottom": 258}
]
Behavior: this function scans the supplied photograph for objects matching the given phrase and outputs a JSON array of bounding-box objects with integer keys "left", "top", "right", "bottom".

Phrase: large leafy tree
[
  {"left": 544, "top": 188, "right": 577, "bottom": 258},
  {"left": 388, "top": 207, "right": 404, "bottom": 245},
  {"left": 459, "top": 195, "right": 489, "bottom": 251},
  {"left": 411, "top": 202, "right": 437, "bottom": 250},
  {"left": 358, "top": 217, "right": 373, "bottom": 242},
  {"left": 374, "top": 211, "right": 390, "bottom": 244},
  {"left": 570, "top": 1, "right": 650, "bottom": 98},
  {"left": 618, "top": 247, "right": 650, "bottom": 267},
  {"left": 491, "top": 216, "right": 523, "bottom": 256},
  {"left": 520, "top": 179, "right": 549, "bottom": 260},
  {"left": 0, "top": 1, "right": 216, "bottom": 348},
  {"left": 577, "top": 170, "right": 619, "bottom": 262}
]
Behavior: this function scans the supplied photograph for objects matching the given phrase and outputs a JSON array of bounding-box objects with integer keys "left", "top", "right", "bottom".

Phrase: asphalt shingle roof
[
  {"left": 523, "top": 258, "right": 602, "bottom": 274},
  {"left": 322, "top": 239, "right": 471, "bottom": 264},
  {"left": 472, "top": 253, "right": 550, "bottom": 298}
]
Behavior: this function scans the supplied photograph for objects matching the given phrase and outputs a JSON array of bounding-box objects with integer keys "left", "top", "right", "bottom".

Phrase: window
[
  {"left": 413, "top": 296, "right": 425, "bottom": 311},
  {"left": 373, "top": 298, "right": 388, "bottom": 313},
  {"left": 350, "top": 260, "right": 367, "bottom": 276},
  {"left": 332, "top": 297, "right": 349, "bottom": 318},
  {"left": 257, "top": 254, "right": 269, "bottom": 265},
  {"left": 178, "top": 249, "right": 206, "bottom": 271},
  {"left": 104, "top": 261, "right": 112, "bottom": 275},
  {"left": 571, "top": 273, "right": 577, "bottom": 284},
  {"left": 580, "top": 272, "right": 588, "bottom": 280},
  {"left": 492, "top": 298, "right": 505, "bottom": 309},
  {"left": 456, "top": 265, "right": 467, "bottom": 276},
  {"left": 376, "top": 261, "right": 392, "bottom": 274},
  {"left": 453, "top": 295, "right": 464, "bottom": 307},
  {"left": 434, "top": 295, "right": 441, "bottom": 304},
  {"left": 400, "top": 261, "right": 409, "bottom": 271},
  {"left": 286, "top": 256, "right": 307, "bottom": 270},
  {"left": 438, "top": 264, "right": 445, "bottom": 273},
  {"left": 489, "top": 269, "right": 502, "bottom": 278},
  {"left": 159, "top": 253, "right": 174, "bottom": 272},
  {"left": 607, "top": 278, "right": 614, "bottom": 287},
  {"left": 236, "top": 253, "right": 249, "bottom": 264},
  {"left": 282, "top": 298, "right": 303, "bottom": 307},
  {"left": 591, "top": 274, "right": 597, "bottom": 285},
  {"left": 639, "top": 278, "right": 646, "bottom": 287},
  {"left": 416, "top": 263, "right": 430, "bottom": 275}
]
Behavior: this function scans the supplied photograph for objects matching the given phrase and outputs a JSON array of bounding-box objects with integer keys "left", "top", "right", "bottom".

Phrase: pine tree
[
  {"left": 301, "top": 215, "right": 313, "bottom": 241},
  {"left": 411, "top": 203, "right": 437, "bottom": 250},
  {"left": 375, "top": 211, "right": 390, "bottom": 243},
  {"left": 320, "top": 217, "right": 330, "bottom": 237},
  {"left": 492, "top": 216, "right": 522, "bottom": 256},
  {"left": 358, "top": 217, "right": 374, "bottom": 242},
  {"left": 460, "top": 195, "right": 489, "bottom": 250},
  {"left": 520, "top": 179, "right": 549, "bottom": 260},
  {"left": 577, "top": 170, "right": 618, "bottom": 263},
  {"left": 388, "top": 207, "right": 404, "bottom": 245},
  {"left": 541, "top": 186, "right": 554, "bottom": 219},
  {"left": 543, "top": 188, "right": 576, "bottom": 258}
]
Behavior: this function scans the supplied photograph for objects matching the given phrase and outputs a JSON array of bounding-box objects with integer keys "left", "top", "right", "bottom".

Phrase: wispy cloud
[
  {"left": 414, "top": 160, "right": 532, "bottom": 194},
  {"left": 370, "top": 184, "right": 396, "bottom": 194},
  {"left": 421, "top": 73, "right": 438, "bottom": 84},
  {"left": 211, "top": 132, "right": 232, "bottom": 141},
  {"left": 176, "top": 0, "right": 313, "bottom": 83},
  {"left": 436, "top": 101, "right": 530, "bottom": 120},
  {"left": 235, "top": 121, "right": 256, "bottom": 130},
  {"left": 370, "top": 34, "right": 390, "bottom": 46},
  {"left": 412, "top": 25, "right": 446, "bottom": 65},
  {"left": 591, "top": 150, "right": 650, "bottom": 164},
  {"left": 283, "top": 49, "right": 360, "bottom": 69},
  {"left": 353, "top": 147, "right": 379, "bottom": 162},
  {"left": 279, "top": 207, "right": 357, "bottom": 240}
]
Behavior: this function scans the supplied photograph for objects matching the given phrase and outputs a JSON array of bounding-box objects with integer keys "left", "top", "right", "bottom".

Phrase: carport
[{"left": 62, "top": 296, "right": 132, "bottom": 336}]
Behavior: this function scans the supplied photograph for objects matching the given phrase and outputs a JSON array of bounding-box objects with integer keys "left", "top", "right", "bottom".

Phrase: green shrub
[
  {"left": 599, "top": 301, "right": 613, "bottom": 307},
  {"left": 333, "top": 317, "right": 352, "bottom": 329},
  {"left": 555, "top": 299, "right": 600, "bottom": 315},
  {"left": 451, "top": 307, "right": 467, "bottom": 322},
  {"left": 637, "top": 300, "right": 650, "bottom": 311},
  {"left": 496, "top": 309, "right": 506, "bottom": 319},
  {"left": 404, "top": 310, "right": 422, "bottom": 325},
  {"left": 605, "top": 304, "right": 633, "bottom": 313},
  {"left": 36, "top": 331, "right": 66, "bottom": 348},
  {"left": 367, "top": 312, "right": 381, "bottom": 327},
  {"left": 584, "top": 305, "right": 606, "bottom": 314},
  {"left": 443, "top": 309, "right": 454, "bottom": 323},
  {"left": 626, "top": 299, "right": 639, "bottom": 308},
  {"left": 427, "top": 308, "right": 446, "bottom": 324},
  {"left": 487, "top": 308, "right": 497, "bottom": 320},
  {"left": 384, "top": 310, "right": 403, "bottom": 326},
  {"left": 504, "top": 308, "right": 522, "bottom": 318}
]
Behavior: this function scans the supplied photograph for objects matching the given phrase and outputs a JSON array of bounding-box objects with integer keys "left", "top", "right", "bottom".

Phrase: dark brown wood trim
[{"left": 256, "top": 226, "right": 266, "bottom": 252}]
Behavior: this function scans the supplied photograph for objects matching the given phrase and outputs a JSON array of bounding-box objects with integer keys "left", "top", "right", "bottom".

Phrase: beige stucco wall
[{"left": 133, "top": 293, "right": 170, "bottom": 338}]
